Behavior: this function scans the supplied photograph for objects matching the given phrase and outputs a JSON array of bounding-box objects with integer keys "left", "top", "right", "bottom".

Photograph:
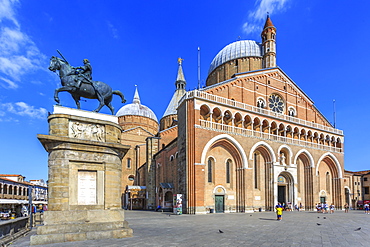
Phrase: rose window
[{"left": 268, "top": 94, "right": 284, "bottom": 113}]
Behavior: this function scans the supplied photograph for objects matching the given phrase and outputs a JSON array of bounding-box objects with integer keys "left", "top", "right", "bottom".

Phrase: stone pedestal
[{"left": 31, "top": 106, "right": 132, "bottom": 245}]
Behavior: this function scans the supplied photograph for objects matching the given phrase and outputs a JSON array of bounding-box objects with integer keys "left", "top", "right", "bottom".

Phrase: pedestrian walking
[
  {"left": 344, "top": 203, "right": 349, "bottom": 213},
  {"left": 276, "top": 202, "right": 283, "bottom": 221},
  {"left": 316, "top": 203, "right": 321, "bottom": 213},
  {"left": 323, "top": 203, "right": 329, "bottom": 214},
  {"left": 364, "top": 203, "right": 370, "bottom": 214},
  {"left": 330, "top": 204, "right": 335, "bottom": 214}
]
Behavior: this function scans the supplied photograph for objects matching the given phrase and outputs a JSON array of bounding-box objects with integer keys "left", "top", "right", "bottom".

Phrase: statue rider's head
[{"left": 83, "top": 59, "right": 89, "bottom": 64}]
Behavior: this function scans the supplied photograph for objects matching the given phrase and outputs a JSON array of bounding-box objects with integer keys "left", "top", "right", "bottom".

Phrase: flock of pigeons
[{"left": 216, "top": 215, "right": 362, "bottom": 234}]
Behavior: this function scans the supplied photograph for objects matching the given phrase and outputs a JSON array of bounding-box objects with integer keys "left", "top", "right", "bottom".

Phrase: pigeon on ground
[
  {"left": 219, "top": 230, "right": 224, "bottom": 233},
  {"left": 323, "top": 217, "right": 326, "bottom": 219},
  {"left": 316, "top": 223, "right": 321, "bottom": 226},
  {"left": 354, "top": 227, "right": 361, "bottom": 231},
  {"left": 317, "top": 217, "right": 320, "bottom": 218},
  {"left": 250, "top": 215, "right": 252, "bottom": 216}
]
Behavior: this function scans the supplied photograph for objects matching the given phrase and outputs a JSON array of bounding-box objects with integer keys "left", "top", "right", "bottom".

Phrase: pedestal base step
[{"left": 30, "top": 227, "right": 133, "bottom": 245}]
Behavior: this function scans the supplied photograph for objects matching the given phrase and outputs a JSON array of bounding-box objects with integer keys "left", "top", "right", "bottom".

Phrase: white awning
[
  {"left": 0, "top": 199, "right": 47, "bottom": 204},
  {"left": 0, "top": 199, "right": 28, "bottom": 204},
  {"left": 33, "top": 201, "right": 48, "bottom": 204}
]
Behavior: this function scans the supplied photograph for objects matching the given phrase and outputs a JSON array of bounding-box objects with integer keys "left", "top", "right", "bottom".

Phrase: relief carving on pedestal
[{"left": 69, "top": 121, "right": 105, "bottom": 142}]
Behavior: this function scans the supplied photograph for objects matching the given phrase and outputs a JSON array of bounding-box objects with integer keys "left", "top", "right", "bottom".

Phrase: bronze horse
[{"left": 48, "top": 56, "right": 126, "bottom": 114}]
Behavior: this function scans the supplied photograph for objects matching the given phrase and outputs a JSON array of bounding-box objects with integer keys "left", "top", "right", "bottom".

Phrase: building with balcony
[
  {"left": 118, "top": 15, "right": 345, "bottom": 213},
  {"left": 0, "top": 175, "right": 48, "bottom": 218}
]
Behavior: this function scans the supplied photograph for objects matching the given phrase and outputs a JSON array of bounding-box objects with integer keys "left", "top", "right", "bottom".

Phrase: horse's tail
[{"left": 113, "top": 90, "right": 126, "bottom": 103}]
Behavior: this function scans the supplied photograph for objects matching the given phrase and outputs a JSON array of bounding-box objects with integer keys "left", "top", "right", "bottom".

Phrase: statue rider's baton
[{"left": 57, "top": 50, "right": 69, "bottom": 65}]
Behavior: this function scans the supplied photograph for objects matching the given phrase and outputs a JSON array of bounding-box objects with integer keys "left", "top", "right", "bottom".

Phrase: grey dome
[
  {"left": 116, "top": 87, "right": 158, "bottom": 122},
  {"left": 208, "top": 40, "right": 262, "bottom": 74}
]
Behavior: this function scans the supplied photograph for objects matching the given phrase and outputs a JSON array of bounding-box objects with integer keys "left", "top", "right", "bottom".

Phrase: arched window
[
  {"left": 318, "top": 171, "right": 320, "bottom": 189},
  {"left": 127, "top": 158, "right": 131, "bottom": 169},
  {"left": 208, "top": 158, "right": 214, "bottom": 183},
  {"left": 288, "top": 107, "right": 296, "bottom": 117},
  {"left": 226, "top": 160, "right": 231, "bottom": 184},
  {"left": 326, "top": 172, "right": 330, "bottom": 193},
  {"left": 257, "top": 98, "right": 266, "bottom": 108},
  {"left": 254, "top": 153, "right": 259, "bottom": 189}
]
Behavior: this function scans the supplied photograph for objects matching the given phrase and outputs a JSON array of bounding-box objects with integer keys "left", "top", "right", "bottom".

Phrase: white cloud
[
  {"left": 243, "top": 0, "right": 290, "bottom": 34},
  {"left": 0, "top": 101, "right": 47, "bottom": 119},
  {"left": 107, "top": 21, "right": 119, "bottom": 39},
  {"left": 0, "top": 0, "right": 47, "bottom": 88},
  {"left": 0, "top": 0, "right": 19, "bottom": 27},
  {"left": 0, "top": 76, "right": 18, "bottom": 89}
]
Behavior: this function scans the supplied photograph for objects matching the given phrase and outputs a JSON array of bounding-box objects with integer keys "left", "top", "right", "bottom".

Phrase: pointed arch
[
  {"left": 316, "top": 152, "right": 343, "bottom": 209},
  {"left": 201, "top": 134, "right": 248, "bottom": 168},
  {"left": 294, "top": 149, "right": 315, "bottom": 168},
  {"left": 249, "top": 141, "right": 277, "bottom": 163},
  {"left": 249, "top": 141, "right": 276, "bottom": 211},
  {"left": 294, "top": 149, "right": 315, "bottom": 210},
  {"left": 316, "top": 153, "right": 342, "bottom": 178},
  {"left": 201, "top": 134, "right": 247, "bottom": 213}
]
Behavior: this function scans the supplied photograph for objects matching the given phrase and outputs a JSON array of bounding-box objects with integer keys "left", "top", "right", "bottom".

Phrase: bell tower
[{"left": 261, "top": 14, "right": 277, "bottom": 68}]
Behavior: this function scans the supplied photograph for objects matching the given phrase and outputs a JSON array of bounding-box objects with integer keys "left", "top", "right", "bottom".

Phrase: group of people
[
  {"left": 315, "top": 202, "right": 335, "bottom": 214},
  {"left": 276, "top": 201, "right": 370, "bottom": 220}
]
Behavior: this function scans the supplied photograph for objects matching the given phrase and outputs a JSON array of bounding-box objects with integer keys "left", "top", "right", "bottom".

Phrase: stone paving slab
[{"left": 10, "top": 210, "right": 370, "bottom": 246}]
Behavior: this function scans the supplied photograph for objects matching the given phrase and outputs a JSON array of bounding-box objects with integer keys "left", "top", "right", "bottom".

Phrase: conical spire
[
  {"left": 133, "top": 85, "right": 141, "bottom": 104},
  {"left": 263, "top": 13, "right": 275, "bottom": 30},
  {"left": 162, "top": 58, "right": 187, "bottom": 118},
  {"left": 176, "top": 57, "right": 186, "bottom": 90}
]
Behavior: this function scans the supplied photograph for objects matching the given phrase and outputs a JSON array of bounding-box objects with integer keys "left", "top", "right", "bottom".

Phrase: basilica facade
[{"left": 116, "top": 16, "right": 345, "bottom": 214}]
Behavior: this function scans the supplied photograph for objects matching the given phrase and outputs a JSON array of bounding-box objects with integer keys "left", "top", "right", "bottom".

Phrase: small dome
[
  {"left": 116, "top": 87, "right": 158, "bottom": 122},
  {"left": 208, "top": 40, "right": 262, "bottom": 75}
]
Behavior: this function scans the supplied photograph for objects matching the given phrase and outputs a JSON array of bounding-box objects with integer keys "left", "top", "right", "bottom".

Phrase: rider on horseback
[
  {"left": 72, "top": 59, "right": 103, "bottom": 99},
  {"left": 74, "top": 59, "right": 93, "bottom": 89}
]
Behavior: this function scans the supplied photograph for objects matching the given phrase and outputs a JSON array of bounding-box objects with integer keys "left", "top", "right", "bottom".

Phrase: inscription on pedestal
[{"left": 78, "top": 170, "right": 97, "bottom": 205}]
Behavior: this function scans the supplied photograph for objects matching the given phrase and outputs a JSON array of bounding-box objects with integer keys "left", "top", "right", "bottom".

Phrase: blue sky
[{"left": 0, "top": 0, "right": 369, "bottom": 181}]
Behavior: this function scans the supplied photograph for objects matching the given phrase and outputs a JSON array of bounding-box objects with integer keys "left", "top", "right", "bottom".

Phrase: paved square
[{"left": 11, "top": 210, "right": 370, "bottom": 246}]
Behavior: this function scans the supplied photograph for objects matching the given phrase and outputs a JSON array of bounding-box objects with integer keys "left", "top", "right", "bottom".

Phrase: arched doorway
[
  {"left": 277, "top": 172, "right": 294, "bottom": 207},
  {"left": 214, "top": 186, "right": 225, "bottom": 213},
  {"left": 319, "top": 190, "right": 327, "bottom": 203}
]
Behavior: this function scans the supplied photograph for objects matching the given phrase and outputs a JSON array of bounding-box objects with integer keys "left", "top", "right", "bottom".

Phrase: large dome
[
  {"left": 116, "top": 88, "right": 158, "bottom": 122},
  {"left": 208, "top": 40, "right": 262, "bottom": 74}
]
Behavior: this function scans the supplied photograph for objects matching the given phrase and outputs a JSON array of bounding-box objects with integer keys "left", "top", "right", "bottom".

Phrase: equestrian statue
[{"left": 48, "top": 50, "right": 126, "bottom": 114}]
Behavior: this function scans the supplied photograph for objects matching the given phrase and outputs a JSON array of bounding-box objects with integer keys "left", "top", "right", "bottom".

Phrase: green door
[{"left": 215, "top": 195, "right": 224, "bottom": 213}]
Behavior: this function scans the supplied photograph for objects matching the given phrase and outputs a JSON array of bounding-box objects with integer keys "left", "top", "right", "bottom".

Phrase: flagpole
[
  {"left": 333, "top": 99, "right": 336, "bottom": 128},
  {"left": 198, "top": 47, "right": 201, "bottom": 89}
]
